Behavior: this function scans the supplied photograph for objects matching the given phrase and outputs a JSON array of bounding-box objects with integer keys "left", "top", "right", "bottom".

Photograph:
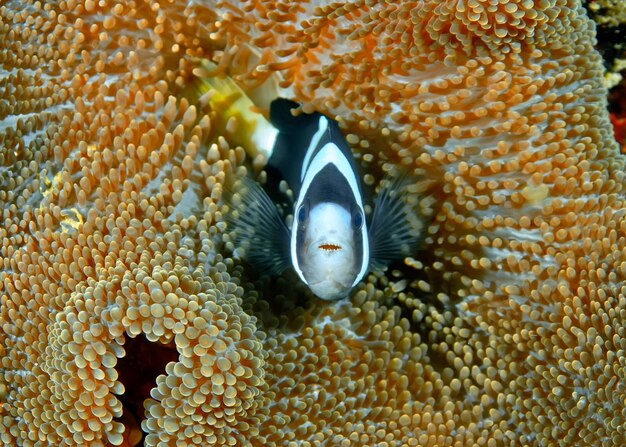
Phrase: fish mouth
[
  {"left": 318, "top": 242, "right": 342, "bottom": 252},
  {"left": 301, "top": 236, "right": 358, "bottom": 299}
]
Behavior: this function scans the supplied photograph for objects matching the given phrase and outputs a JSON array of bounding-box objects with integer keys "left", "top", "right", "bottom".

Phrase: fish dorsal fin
[
  {"left": 369, "top": 174, "right": 424, "bottom": 271},
  {"left": 224, "top": 176, "right": 291, "bottom": 275},
  {"left": 269, "top": 98, "right": 318, "bottom": 133}
]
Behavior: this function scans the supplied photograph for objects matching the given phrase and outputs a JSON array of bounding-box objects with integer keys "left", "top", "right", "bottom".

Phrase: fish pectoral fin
[
  {"left": 368, "top": 173, "right": 425, "bottom": 271},
  {"left": 224, "top": 176, "right": 291, "bottom": 275}
]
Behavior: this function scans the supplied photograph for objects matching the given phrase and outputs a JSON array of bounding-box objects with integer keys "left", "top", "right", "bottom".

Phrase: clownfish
[{"left": 226, "top": 98, "right": 423, "bottom": 300}]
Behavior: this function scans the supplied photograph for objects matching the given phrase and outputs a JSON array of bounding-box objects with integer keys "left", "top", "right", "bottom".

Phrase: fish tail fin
[
  {"left": 368, "top": 173, "right": 425, "bottom": 271},
  {"left": 187, "top": 59, "right": 277, "bottom": 159},
  {"left": 224, "top": 176, "right": 291, "bottom": 275}
]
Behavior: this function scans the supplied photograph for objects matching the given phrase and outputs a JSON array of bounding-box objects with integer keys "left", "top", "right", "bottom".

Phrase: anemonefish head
[
  {"left": 290, "top": 119, "right": 370, "bottom": 300},
  {"left": 294, "top": 201, "right": 365, "bottom": 299}
]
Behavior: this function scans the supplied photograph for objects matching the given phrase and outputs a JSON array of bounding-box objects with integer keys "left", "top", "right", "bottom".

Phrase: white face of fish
[{"left": 298, "top": 202, "right": 358, "bottom": 300}]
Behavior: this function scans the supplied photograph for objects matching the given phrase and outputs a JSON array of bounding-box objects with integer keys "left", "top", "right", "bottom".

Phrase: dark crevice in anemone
[
  {"left": 383, "top": 262, "right": 454, "bottom": 375},
  {"left": 116, "top": 334, "right": 179, "bottom": 446},
  {"left": 594, "top": 24, "right": 626, "bottom": 72},
  {"left": 238, "top": 264, "right": 314, "bottom": 334},
  {"left": 584, "top": 3, "right": 626, "bottom": 73},
  {"left": 386, "top": 249, "right": 484, "bottom": 391},
  {"left": 609, "top": 76, "right": 626, "bottom": 115}
]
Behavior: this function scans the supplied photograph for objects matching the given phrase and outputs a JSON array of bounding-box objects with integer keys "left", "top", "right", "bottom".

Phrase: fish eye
[
  {"left": 353, "top": 210, "right": 363, "bottom": 229},
  {"left": 297, "top": 204, "right": 307, "bottom": 222}
]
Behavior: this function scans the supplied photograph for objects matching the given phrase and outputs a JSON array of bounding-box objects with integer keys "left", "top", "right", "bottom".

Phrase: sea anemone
[{"left": 1, "top": 0, "right": 625, "bottom": 446}]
